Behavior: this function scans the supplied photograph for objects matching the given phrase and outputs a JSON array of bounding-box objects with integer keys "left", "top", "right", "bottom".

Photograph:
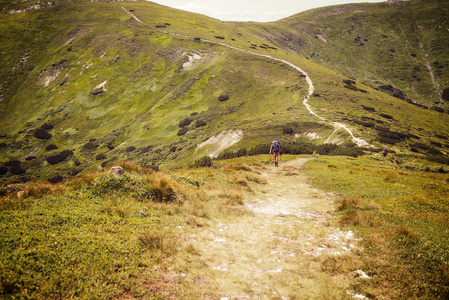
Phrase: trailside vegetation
[
  {"left": 302, "top": 155, "right": 449, "bottom": 299},
  {"left": 217, "top": 141, "right": 365, "bottom": 160},
  {"left": 0, "top": 161, "right": 262, "bottom": 299}
]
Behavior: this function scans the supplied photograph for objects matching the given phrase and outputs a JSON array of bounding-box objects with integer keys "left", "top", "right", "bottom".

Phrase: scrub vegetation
[{"left": 303, "top": 155, "right": 449, "bottom": 299}]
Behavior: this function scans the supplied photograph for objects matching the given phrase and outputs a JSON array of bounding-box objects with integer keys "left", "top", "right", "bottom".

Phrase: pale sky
[{"left": 149, "top": 0, "right": 386, "bottom": 22}]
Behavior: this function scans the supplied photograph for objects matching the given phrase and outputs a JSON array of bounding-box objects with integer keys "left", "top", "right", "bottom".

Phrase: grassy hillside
[
  {"left": 250, "top": 0, "right": 449, "bottom": 108},
  {"left": 1, "top": 156, "right": 448, "bottom": 298},
  {"left": 0, "top": 0, "right": 448, "bottom": 184},
  {"left": 0, "top": 1, "right": 313, "bottom": 180}
]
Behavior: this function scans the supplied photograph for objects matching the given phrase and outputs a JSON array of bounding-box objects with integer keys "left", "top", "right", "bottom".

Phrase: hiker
[
  {"left": 269, "top": 140, "right": 281, "bottom": 167},
  {"left": 382, "top": 148, "right": 388, "bottom": 157}
]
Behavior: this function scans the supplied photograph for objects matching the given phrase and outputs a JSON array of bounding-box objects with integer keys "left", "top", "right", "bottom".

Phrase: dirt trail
[{"left": 186, "top": 158, "right": 362, "bottom": 299}]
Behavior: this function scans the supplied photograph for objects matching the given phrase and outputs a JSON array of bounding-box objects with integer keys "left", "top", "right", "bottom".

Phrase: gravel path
[{"left": 185, "top": 158, "right": 362, "bottom": 299}]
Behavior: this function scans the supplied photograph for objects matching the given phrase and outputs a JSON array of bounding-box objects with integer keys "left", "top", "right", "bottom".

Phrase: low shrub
[
  {"left": 218, "top": 141, "right": 365, "bottom": 160},
  {"left": 34, "top": 128, "right": 52, "bottom": 140},
  {"left": 380, "top": 113, "right": 394, "bottom": 120},
  {"left": 178, "top": 117, "right": 193, "bottom": 128},
  {"left": 46, "top": 150, "right": 73, "bottom": 165},
  {"left": 192, "top": 156, "right": 212, "bottom": 168},
  {"left": 40, "top": 123, "right": 54, "bottom": 130},
  {"left": 82, "top": 141, "right": 99, "bottom": 150},
  {"left": 47, "top": 175, "right": 64, "bottom": 184},
  {"left": 0, "top": 167, "right": 7, "bottom": 175},
  {"left": 236, "top": 148, "right": 247, "bottom": 157},
  {"left": 218, "top": 94, "right": 229, "bottom": 101},
  {"left": 427, "top": 155, "right": 449, "bottom": 165},
  {"left": 91, "top": 172, "right": 178, "bottom": 203},
  {"left": 95, "top": 154, "right": 106, "bottom": 160},
  {"left": 282, "top": 126, "right": 294, "bottom": 134},
  {"left": 195, "top": 120, "right": 207, "bottom": 128},
  {"left": 177, "top": 127, "right": 188, "bottom": 136},
  {"left": 410, "top": 143, "right": 441, "bottom": 155},
  {"left": 46, "top": 144, "right": 58, "bottom": 151},
  {"left": 138, "top": 232, "right": 163, "bottom": 250},
  {"left": 376, "top": 126, "right": 413, "bottom": 145},
  {"left": 8, "top": 160, "right": 25, "bottom": 175}
]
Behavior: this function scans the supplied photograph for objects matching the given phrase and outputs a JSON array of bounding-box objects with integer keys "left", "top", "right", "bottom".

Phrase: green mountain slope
[
  {"left": 0, "top": 0, "right": 448, "bottom": 182},
  {"left": 249, "top": 0, "right": 449, "bottom": 107}
]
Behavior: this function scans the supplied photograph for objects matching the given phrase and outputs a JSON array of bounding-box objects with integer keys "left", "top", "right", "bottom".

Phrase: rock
[
  {"left": 110, "top": 166, "right": 124, "bottom": 176},
  {"left": 355, "top": 270, "right": 370, "bottom": 279}
]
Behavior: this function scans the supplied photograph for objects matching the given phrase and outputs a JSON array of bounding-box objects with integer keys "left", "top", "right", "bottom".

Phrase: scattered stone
[
  {"left": 110, "top": 166, "right": 124, "bottom": 176},
  {"left": 355, "top": 270, "right": 370, "bottom": 279}
]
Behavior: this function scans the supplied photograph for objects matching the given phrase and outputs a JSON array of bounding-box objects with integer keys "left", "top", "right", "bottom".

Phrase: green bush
[
  {"left": 90, "top": 173, "right": 179, "bottom": 203},
  {"left": 217, "top": 141, "right": 365, "bottom": 160},
  {"left": 192, "top": 156, "right": 212, "bottom": 168}
]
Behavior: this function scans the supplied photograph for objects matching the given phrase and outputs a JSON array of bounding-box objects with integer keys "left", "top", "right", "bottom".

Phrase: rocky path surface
[{"left": 185, "top": 158, "right": 363, "bottom": 299}]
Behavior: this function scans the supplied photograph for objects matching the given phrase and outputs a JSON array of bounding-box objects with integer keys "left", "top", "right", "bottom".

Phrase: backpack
[{"left": 272, "top": 140, "right": 280, "bottom": 152}]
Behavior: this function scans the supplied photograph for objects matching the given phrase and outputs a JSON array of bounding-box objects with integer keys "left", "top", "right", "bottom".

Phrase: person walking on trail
[{"left": 269, "top": 140, "right": 281, "bottom": 167}]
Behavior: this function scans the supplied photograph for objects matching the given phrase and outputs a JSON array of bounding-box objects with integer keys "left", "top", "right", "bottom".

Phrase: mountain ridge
[{"left": 0, "top": 0, "right": 448, "bottom": 182}]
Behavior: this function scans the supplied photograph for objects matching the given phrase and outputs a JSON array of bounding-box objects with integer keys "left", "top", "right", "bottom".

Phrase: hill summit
[{"left": 0, "top": 0, "right": 448, "bottom": 182}]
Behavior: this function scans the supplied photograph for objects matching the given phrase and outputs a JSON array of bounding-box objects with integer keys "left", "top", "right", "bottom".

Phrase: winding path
[{"left": 122, "top": 7, "right": 370, "bottom": 147}]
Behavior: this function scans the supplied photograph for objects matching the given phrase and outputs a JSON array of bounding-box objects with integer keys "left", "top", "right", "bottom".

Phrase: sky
[{"left": 148, "top": 0, "right": 386, "bottom": 22}]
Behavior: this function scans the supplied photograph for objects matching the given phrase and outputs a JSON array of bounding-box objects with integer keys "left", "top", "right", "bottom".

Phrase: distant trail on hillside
[{"left": 122, "top": 7, "right": 370, "bottom": 147}]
